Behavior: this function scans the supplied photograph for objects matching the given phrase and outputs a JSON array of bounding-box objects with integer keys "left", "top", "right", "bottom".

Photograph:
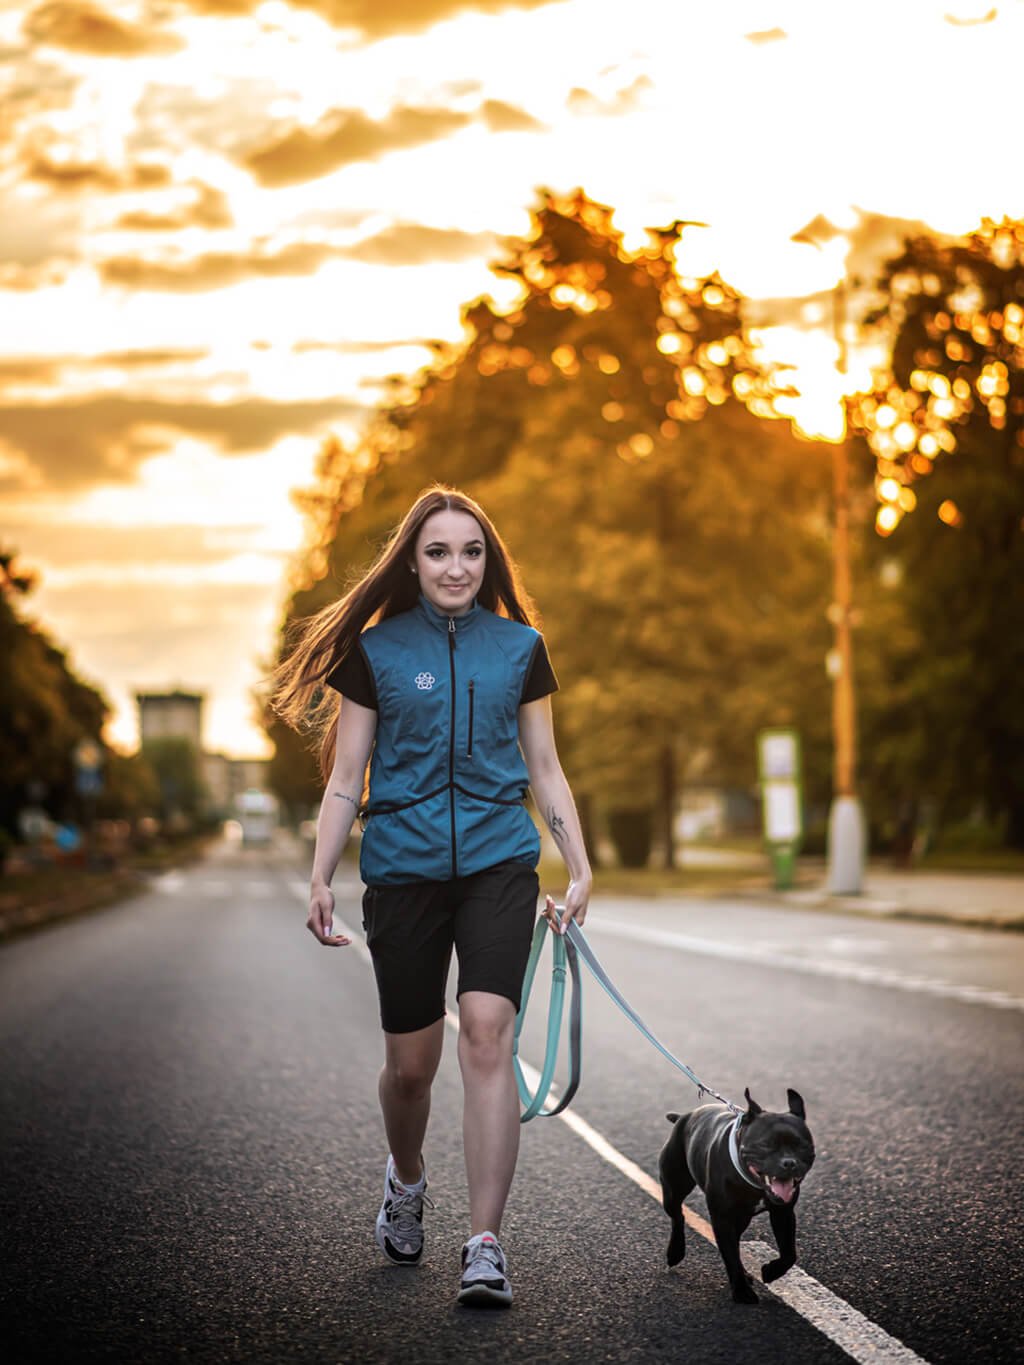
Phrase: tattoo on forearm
[
  {"left": 332, "top": 792, "right": 359, "bottom": 808},
  {"left": 547, "top": 805, "right": 567, "bottom": 844}
]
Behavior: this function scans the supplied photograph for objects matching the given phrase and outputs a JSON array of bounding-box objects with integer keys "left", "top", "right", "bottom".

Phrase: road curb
[
  {"left": 725, "top": 885, "right": 1024, "bottom": 934},
  {"left": 0, "top": 870, "right": 146, "bottom": 943}
]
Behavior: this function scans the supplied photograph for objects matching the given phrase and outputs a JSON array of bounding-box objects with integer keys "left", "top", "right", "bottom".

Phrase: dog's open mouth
[{"left": 749, "top": 1167, "right": 800, "bottom": 1204}]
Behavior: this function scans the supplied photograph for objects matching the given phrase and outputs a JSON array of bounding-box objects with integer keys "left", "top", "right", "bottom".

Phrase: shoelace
[
  {"left": 387, "top": 1183, "right": 434, "bottom": 1241},
  {"left": 463, "top": 1238, "right": 505, "bottom": 1281}
]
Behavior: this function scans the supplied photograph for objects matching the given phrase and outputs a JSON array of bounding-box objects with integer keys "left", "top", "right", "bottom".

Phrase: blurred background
[{"left": 2, "top": 0, "right": 1022, "bottom": 882}]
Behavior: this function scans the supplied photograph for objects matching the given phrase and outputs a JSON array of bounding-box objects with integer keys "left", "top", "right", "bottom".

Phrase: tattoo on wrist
[
  {"left": 332, "top": 792, "right": 359, "bottom": 808},
  {"left": 547, "top": 805, "right": 567, "bottom": 844}
]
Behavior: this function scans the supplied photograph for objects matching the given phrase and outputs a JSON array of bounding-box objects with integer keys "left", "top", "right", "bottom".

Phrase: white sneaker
[
  {"left": 457, "top": 1231, "right": 512, "bottom": 1307},
  {"left": 374, "top": 1155, "right": 430, "bottom": 1265}
]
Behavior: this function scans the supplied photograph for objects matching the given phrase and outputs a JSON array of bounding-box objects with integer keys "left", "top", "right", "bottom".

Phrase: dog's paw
[
  {"left": 761, "top": 1258, "right": 792, "bottom": 1284},
  {"left": 666, "top": 1230, "right": 686, "bottom": 1267}
]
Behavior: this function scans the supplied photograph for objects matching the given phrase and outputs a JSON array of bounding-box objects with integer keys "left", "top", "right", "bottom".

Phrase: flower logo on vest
[{"left": 414, "top": 671, "right": 436, "bottom": 691}]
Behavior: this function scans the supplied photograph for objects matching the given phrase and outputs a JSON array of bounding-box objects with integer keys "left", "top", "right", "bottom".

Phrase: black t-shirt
[{"left": 326, "top": 634, "right": 558, "bottom": 710}]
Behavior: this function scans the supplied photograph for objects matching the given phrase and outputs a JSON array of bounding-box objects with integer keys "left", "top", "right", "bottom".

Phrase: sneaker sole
[{"left": 457, "top": 1283, "right": 513, "bottom": 1308}]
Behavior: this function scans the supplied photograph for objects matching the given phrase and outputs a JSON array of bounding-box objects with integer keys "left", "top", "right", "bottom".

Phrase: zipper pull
[{"left": 448, "top": 616, "right": 456, "bottom": 636}]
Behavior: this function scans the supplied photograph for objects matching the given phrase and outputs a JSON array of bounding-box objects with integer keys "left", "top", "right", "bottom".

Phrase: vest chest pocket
[
  {"left": 377, "top": 670, "right": 448, "bottom": 752},
  {"left": 462, "top": 667, "right": 518, "bottom": 762}
]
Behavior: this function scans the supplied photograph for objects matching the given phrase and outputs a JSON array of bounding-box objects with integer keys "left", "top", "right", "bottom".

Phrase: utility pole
[
  {"left": 827, "top": 275, "right": 865, "bottom": 892},
  {"left": 792, "top": 219, "right": 866, "bottom": 894}
]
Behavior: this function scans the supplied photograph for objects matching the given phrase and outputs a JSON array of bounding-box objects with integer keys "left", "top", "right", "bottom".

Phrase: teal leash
[
  {"left": 514, "top": 913, "right": 738, "bottom": 1122},
  {"left": 513, "top": 916, "right": 582, "bottom": 1121}
]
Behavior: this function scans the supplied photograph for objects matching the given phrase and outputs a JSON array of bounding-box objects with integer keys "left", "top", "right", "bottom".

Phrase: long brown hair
[{"left": 270, "top": 485, "right": 538, "bottom": 781}]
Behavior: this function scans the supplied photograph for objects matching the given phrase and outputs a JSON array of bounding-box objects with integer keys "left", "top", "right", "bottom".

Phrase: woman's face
[{"left": 412, "top": 508, "right": 487, "bottom": 616}]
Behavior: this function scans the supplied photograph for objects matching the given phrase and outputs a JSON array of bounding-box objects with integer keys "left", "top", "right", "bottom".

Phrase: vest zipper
[
  {"left": 448, "top": 616, "right": 458, "bottom": 878},
  {"left": 467, "top": 680, "right": 475, "bottom": 757}
]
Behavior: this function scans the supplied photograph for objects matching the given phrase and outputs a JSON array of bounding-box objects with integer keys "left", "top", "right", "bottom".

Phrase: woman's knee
[
  {"left": 382, "top": 1026, "right": 442, "bottom": 1098},
  {"left": 383, "top": 1052, "right": 435, "bottom": 1100},
  {"left": 458, "top": 995, "right": 515, "bottom": 1069}
]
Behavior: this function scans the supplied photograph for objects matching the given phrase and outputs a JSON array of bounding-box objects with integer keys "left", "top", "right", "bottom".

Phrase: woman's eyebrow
[{"left": 423, "top": 538, "right": 484, "bottom": 550}]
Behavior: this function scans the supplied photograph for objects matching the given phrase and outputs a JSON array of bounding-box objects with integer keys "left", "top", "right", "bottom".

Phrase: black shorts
[{"left": 361, "top": 860, "right": 540, "bottom": 1034}]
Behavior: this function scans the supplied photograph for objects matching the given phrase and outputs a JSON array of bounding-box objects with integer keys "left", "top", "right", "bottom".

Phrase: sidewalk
[{"left": 767, "top": 865, "right": 1024, "bottom": 931}]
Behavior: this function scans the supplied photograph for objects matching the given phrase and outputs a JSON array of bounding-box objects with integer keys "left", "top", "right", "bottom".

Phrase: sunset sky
[{"left": 2, "top": 0, "right": 1020, "bottom": 757}]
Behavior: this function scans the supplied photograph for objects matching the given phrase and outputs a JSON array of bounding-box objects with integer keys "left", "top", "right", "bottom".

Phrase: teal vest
[{"left": 358, "top": 596, "right": 542, "bottom": 885}]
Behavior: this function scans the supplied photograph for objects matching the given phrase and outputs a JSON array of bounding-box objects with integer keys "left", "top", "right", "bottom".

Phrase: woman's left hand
[{"left": 544, "top": 879, "right": 591, "bottom": 936}]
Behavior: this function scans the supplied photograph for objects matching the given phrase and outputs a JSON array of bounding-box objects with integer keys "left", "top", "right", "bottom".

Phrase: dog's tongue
[{"left": 768, "top": 1177, "right": 797, "bottom": 1204}]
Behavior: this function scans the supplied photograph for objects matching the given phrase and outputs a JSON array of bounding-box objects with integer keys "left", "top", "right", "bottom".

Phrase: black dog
[{"left": 658, "top": 1088, "right": 814, "bottom": 1304}]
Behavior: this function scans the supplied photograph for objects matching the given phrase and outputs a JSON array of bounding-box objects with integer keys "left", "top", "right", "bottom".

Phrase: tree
[
  {"left": 272, "top": 192, "right": 836, "bottom": 863},
  {"left": 140, "top": 736, "right": 205, "bottom": 823},
  {"left": 0, "top": 547, "right": 112, "bottom": 837},
  {"left": 849, "top": 218, "right": 1024, "bottom": 846}
]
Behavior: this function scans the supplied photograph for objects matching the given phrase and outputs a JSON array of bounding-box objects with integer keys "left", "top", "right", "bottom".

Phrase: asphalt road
[{"left": 1, "top": 835, "right": 1021, "bottom": 1364}]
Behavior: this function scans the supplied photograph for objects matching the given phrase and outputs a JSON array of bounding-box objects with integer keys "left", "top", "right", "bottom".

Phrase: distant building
[
  {"left": 201, "top": 753, "right": 271, "bottom": 815},
  {"left": 136, "top": 690, "right": 270, "bottom": 817},
  {"left": 137, "top": 690, "right": 204, "bottom": 751}
]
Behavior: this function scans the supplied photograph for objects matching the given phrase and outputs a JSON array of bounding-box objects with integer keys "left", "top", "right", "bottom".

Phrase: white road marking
[
  {"left": 553, "top": 1100, "right": 926, "bottom": 1364},
  {"left": 152, "top": 873, "right": 185, "bottom": 893},
  {"left": 307, "top": 895, "right": 929, "bottom": 1361},
  {"left": 588, "top": 917, "right": 1024, "bottom": 1012}
]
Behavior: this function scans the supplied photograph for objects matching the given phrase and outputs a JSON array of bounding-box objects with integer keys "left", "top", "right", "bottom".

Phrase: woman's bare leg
[
  {"left": 457, "top": 991, "right": 519, "bottom": 1235},
  {"left": 378, "top": 1018, "right": 444, "bottom": 1184}
]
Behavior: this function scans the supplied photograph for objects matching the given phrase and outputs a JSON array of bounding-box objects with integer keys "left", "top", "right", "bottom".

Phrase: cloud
[
  {"left": 291, "top": 338, "right": 433, "bottom": 354},
  {"left": 0, "top": 260, "right": 72, "bottom": 290},
  {"left": 23, "top": 1, "right": 185, "bottom": 57},
  {"left": 26, "top": 149, "right": 172, "bottom": 192},
  {"left": 4, "top": 520, "right": 273, "bottom": 572},
  {"left": 98, "top": 220, "right": 494, "bottom": 290},
  {"left": 112, "top": 183, "right": 234, "bottom": 231},
  {"left": 343, "top": 223, "right": 496, "bottom": 265},
  {"left": 479, "top": 99, "right": 545, "bottom": 133},
  {"left": 943, "top": 8, "right": 997, "bottom": 25},
  {"left": 176, "top": 0, "right": 559, "bottom": 40},
  {"left": 0, "top": 395, "right": 365, "bottom": 491},
  {"left": 566, "top": 74, "right": 654, "bottom": 116},
  {"left": 244, "top": 105, "right": 472, "bottom": 186},
  {"left": 99, "top": 240, "right": 341, "bottom": 291},
  {"left": 97, "top": 348, "right": 211, "bottom": 368},
  {"left": 0, "top": 55, "right": 79, "bottom": 148},
  {"left": 0, "top": 350, "right": 209, "bottom": 389}
]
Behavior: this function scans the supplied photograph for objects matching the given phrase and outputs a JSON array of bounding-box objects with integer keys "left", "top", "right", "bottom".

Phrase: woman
[{"left": 272, "top": 486, "right": 591, "bottom": 1308}]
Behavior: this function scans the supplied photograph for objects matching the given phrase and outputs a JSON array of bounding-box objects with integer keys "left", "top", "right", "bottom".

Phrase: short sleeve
[
  {"left": 325, "top": 641, "right": 377, "bottom": 709},
  {"left": 520, "top": 636, "right": 558, "bottom": 704}
]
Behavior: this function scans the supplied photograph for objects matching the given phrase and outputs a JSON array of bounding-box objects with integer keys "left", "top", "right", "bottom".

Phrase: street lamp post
[{"left": 792, "top": 219, "right": 866, "bottom": 895}]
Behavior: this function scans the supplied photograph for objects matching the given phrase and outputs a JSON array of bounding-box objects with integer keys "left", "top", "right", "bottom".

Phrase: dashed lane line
[
  {"left": 587, "top": 916, "right": 1024, "bottom": 1013},
  {"left": 317, "top": 897, "right": 928, "bottom": 1365}
]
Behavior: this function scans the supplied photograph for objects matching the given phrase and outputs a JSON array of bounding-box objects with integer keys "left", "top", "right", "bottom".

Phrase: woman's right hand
[{"left": 308, "top": 883, "right": 349, "bottom": 946}]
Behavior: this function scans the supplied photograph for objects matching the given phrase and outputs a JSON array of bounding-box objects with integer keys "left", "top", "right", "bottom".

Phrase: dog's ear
[
  {"left": 666, "top": 1112, "right": 680, "bottom": 1124},
  {"left": 787, "top": 1089, "right": 806, "bottom": 1119},
  {"left": 743, "top": 1087, "right": 763, "bottom": 1121}
]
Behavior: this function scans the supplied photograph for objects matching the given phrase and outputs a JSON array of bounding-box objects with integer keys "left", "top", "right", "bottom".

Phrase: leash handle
[
  {"left": 563, "top": 918, "right": 739, "bottom": 1115},
  {"left": 513, "top": 917, "right": 582, "bottom": 1121}
]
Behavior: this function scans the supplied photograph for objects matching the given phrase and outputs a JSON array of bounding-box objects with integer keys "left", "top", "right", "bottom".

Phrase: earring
[{"left": 411, "top": 566, "right": 417, "bottom": 575}]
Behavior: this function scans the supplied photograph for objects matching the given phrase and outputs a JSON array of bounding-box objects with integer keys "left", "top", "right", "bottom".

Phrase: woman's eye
[
  {"left": 426, "top": 548, "right": 445, "bottom": 558},
  {"left": 466, "top": 546, "right": 482, "bottom": 558}
]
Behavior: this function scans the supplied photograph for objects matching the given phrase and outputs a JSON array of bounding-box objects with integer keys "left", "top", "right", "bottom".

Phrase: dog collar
[{"left": 728, "top": 1116, "right": 765, "bottom": 1190}]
